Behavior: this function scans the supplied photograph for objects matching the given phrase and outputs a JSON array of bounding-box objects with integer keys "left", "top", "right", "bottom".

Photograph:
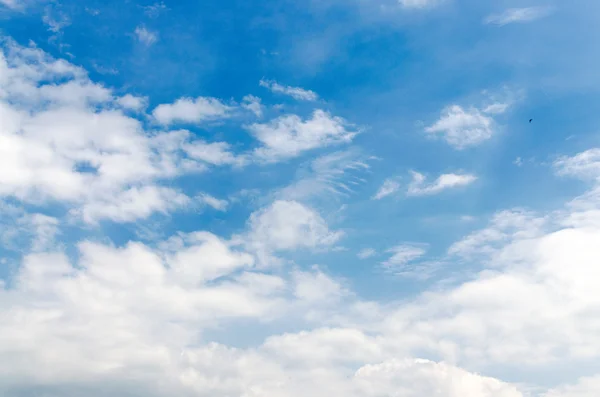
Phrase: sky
[{"left": 1, "top": 0, "right": 600, "bottom": 396}]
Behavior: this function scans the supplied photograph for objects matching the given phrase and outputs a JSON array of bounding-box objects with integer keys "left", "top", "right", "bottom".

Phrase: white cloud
[
  {"left": 372, "top": 178, "right": 400, "bottom": 200},
  {"left": 134, "top": 25, "right": 158, "bottom": 46},
  {"left": 117, "top": 94, "right": 148, "bottom": 111},
  {"left": 152, "top": 96, "right": 232, "bottom": 126},
  {"left": 73, "top": 185, "right": 191, "bottom": 224},
  {"left": 0, "top": 40, "right": 240, "bottom": 223},
  {"left": 248, "top": 110, "right": 358, "bottom": 161},
  {"left": 197, "top": 193, "right": 228, "bottom": 211},
  {"left": 407, "top": 171, "right": 477, "bottom": 196},
  {"left": 381, "top": 243, "right": 427, "bottom": 274},
  {"left": 182, "top": 138, "right": 245, "bottom": 167},
  {"left": 278, "top": 150, "right": 371, "bottom": 203},
  {"left": 354, "top": 359, "right": 522, "bottom": 397},
  {"left": 242, "top": 94, "right": 263, "bottom": 117},
  {"left": 259, "top": 79, "right": 318, "bottom": 101},
  {"left": 485, "top": 7, "right": 555, "bottom": 26},
  {"left": 357, "top": 248, "right": 376, "bottom": 259},
  {"left": 247, "top": 200, "right": 343, "bottom": 253},
  {"left": 544, "top": 375, "right": 600, "bottom": 397},
  {"left": 143, "top": 1, "right": 168, "bottom": 18},
  {"left": 0, "top": 0, "right": 20, "bottom": 10},
  {"left": 398, "top": 0, "right": 439, "bottom": 9},
  {"left": 425, "top": 105, "right": 497, "bottom": 149},
  {"left": 554, "top": 148, "right": 600, "bottom": 181}
]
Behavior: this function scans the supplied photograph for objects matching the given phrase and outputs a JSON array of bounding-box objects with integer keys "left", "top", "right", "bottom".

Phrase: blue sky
[{"left": 2, "top": 0, "right": 600, "bottom": 396}]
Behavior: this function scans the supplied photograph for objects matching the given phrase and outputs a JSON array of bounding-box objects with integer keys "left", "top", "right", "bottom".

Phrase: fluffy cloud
[
  {"left": 0, "top": 40, "right": 241, "bottom": 223},
  {"left": 259, "top": 79, "right": 318, "bottom": 101},
  {"left": 425, "top": 102, "right": 510, "bottom": 149},
  {"left": 407, "top": 171, "right": 477, "bottom": 196},
  {"left": 247, "top": 200, "right": 343, "bottom": 253},
  {"left": 248, "top": 110, "right": 358, "bottom": 161},
  {"left": 485, "top": 7, "right": 555, "bottom": 26},
  {"left": 152, "top": 96, "right": 232, "bottom": 126}
]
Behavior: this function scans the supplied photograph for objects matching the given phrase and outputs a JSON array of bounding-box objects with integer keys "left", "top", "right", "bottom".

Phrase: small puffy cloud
[
  {"left": 372, "top": 178, "right": 400, "bottom": 200},
  {"left": 134, "top": 25, "right": 158, "bottom": 46},
  {"left": 357, "top": 248, "right": 376, "bottom": 259},
  {"left": 407, "top": 171, "right": 477, "bottom": 196},
  {"left": 152, "top": 96, "right": 232, "bottom": 126},
  {"left": 259, "top": 79, "right": 318, "bottom": 101},
  {"left": 248, "top": 200, "right": 343, "bottom": 252},
  {"left": 117, "top": 94, "right": 148, "bottom": 111},
  {"left": 248, "top": 110, "right": 357, "bottom": 161},
  {"left": 425, "top": 105, "right": 496, "bottom": 149},
  {"left": 485, "top": 7, "right": 555, "bottom": 26},
  {"left": 242, "top": 94, "right": 263, "bottom": 117}
]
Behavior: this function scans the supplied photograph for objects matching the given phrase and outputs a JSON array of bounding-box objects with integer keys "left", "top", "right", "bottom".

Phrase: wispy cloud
[
  {"left": 357, "top": 248, "right": 376, "bottom": 259},
  {"left": 372, "top": 178, "right": 401, "bottom": 200},
  {"left": 260, "top": 79, "right": 319, "bottom": 101},
  {"left": 485, "top": 6, "right": 555, "bottom": 26},
  {"left": 407, "top": 171, "right": 477, "bottom": 196},
  {"left": 134, "top": 25, "right": 158, "bottom": 46}
]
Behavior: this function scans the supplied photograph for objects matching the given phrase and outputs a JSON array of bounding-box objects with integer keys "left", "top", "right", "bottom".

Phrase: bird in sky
[{"left": 529, "top": 119, "right": 533, "bottom": 123}]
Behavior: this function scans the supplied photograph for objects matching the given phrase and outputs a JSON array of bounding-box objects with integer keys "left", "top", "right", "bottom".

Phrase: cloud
[
  {"left": 554, "top": 148, "right": 600, "bottom": 181},
  {"left": 0, "top": 0, "right": 21, "bottom": 10},
  {"left": 372, "top": 178, "right": 400, "bottom": 200},
  {"left": 407, "top": 171, "right": 477, "bottom": 196},
  {"left": 248, "top": 110, "right": 358, "bottom": 161},
  {"left": 143, "top": 1, "right": 168, "bottom": 18},
  {"left": 72, "top": 185, "right": 191, "bottom": 224},
  {"left": 152, "top": 96, "right": 232, "bottom": 126},
  {"left": 485, "top": 7, "right": 555, "bottom": 26},
  {"left": 247, "top": 200, "right": 343, "bottom": 255},
  {"left": 259, "top": 79, "right": 318, "bottom": 101},
  {"left": 197, "top": 193, "right": 228, "bottom": 212},
  {"left": 398, "top": 0, "right": 439, "bottom": 9},
  {"left": 357, "top": 248, "right": 376, "bottom": 259},
  {"left": 277, "top": 150, "right": 371, "bottom": 203},
  {"left": 117, "top": 94, "right": 148, "bottom": 111},
  {"left": 354, "top": 359, "right": 522, "bottom": 397},
  {"left": 381, "top": 243, "right": 429, "bottom": 277},
  {"left": 0, "top": 40, "right": 240, "bottom": 223},
  {"left": 242, "top": 94, "right": 263, "bottom": 117},
  {"left": 425, "top": 104, "right": 505, "bottom": 149},
  {"left": 134, "top": 25, "right": 158, "bottom": 46}
]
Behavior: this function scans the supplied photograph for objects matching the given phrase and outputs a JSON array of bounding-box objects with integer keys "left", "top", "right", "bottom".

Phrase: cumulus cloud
[
  {"left": 485, "top": 7, "right": 555, "bottom": 26},
  {"left": 372, "top": 178, "right": 401, "bottom": 200},
  {"left": 117, "top": 94, "right": 148, "bottom": 111},
  {"left": 0, "top": 40, "right": 240, "bottom": 223},
  {"left": 407, "top": 170, "right": 477, "bottom": 196},
  {"left": 152, "top": 96, "right": 232, "bottom": 126},
  {"left": 248, "top": 110, "right": 358, "bottom": 161},
  {"left": 247, "top": 200, "right": 343, "bottom": 253},
  {"left": 425, "top": 105, "right": 500, "bottom": 149},
  {"left": 259, "top": 79, "right": 318, "bottom": 101}
]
